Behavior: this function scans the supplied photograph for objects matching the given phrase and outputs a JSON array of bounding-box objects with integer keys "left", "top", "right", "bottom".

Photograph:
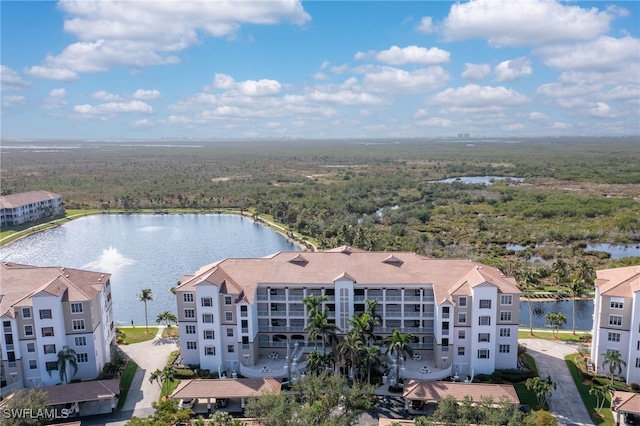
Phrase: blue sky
[{"left": 1, "top": 0, "right": 639, "bottom": 140}]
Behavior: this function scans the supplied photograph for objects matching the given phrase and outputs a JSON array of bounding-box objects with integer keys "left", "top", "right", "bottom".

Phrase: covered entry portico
[{"left": 171, "top": 378, "right": 281, "bottom": 414}]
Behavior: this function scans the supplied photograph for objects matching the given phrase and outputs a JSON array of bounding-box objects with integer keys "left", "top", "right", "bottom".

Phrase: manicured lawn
[
  {"left": 518, "top": 329, "right": 589, "bottom": 343},
  {"left": 514, "top": 383, "right": 539, "bottom": 411},
  {"left": 116, "top": 361, "right": 138, "bottom": 411},
  {"left": 118, "top": 327, "right": 158, "bottom": 344},
  {"left": 564, "top": 354, "right": 614, "bottom": 426}
]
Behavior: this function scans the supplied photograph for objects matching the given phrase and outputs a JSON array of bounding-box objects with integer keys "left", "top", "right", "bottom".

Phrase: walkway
[
  {"left": 520, "top": 338, "right": 594, "bottom": 426},
  {"left": 79, "top": 326, "right": 178, "bottom": 426}
]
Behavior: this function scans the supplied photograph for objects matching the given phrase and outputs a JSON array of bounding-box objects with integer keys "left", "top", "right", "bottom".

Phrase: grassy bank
[
  {"left": 564, "top": 354, "right": 614, "bottom": 426},
  {"left": 117, "top": 326, "right": 159, "bottom": 344},
  {"left": 116, "top": 360, "right": 139, "bottom": 411}
]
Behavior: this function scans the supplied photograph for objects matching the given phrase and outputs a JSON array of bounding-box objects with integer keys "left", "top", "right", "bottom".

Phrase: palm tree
[
  {"left": 545, "top": 312, "right": 567, "bottom": 338},
  {"left": 55, "top": 346, "right": 78, "bottom": 384},
  {"left": 551, "top": 258, "right": 568, "bottom": 287},
  {"left": 589, "top": 383, "right": 611, "bottom": 414},
  {"left": 302, "top": 293, "right": 328, "bottom": 320},
  {"left": 149, "top": 365, "right": 177, "bottom": 398},
  {"left": 567, "top": 278, "right": 587, "bottom": 334},
  {"left": 384, "top": 329, "right": 414, "bottom": 385},
  {"left": 518, "top": 270, "right": 540, "bottom": 335},
  {"left": 348, "top": 313, "right": 377, "bottom": 347},
  {"left": 364, "top": 299, "right": 382, "bottom": 333},
  {"left": 525, "top": 376, "right": 556, "bottom": 408},
  {"left": 601, "top": 351, "right": 627, "bottom": 384},
  {"left": 338, "top": 330, "right": 364, "bottom": 380},
  {"left": 137, "top": 288, "right": 153, "bottom": 333},
  {"left": 361, "top": 344, "right": 381, "bottom": 384},
  {"left": 305, "top": 309, "right": 339, "bottom": 354},
  {"left": 575, "top": 260, "right": 595, "bottom": 288}
]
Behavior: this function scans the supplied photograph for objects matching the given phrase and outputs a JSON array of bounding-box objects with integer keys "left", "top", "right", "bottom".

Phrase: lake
[
  {"left": 0, "top": 214, "right": 299, "bottom": 325},
  {"left": 519, "top": 299, "right": 593, "bottom": 331}
]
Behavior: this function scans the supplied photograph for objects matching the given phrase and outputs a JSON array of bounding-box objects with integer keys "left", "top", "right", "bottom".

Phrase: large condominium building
[
  {"left": 591, "top": 265, "right": 640, "bottom": 385},
  {"left": 0, "top": 262, "right": 115, "bottom": 393},
  {"left": 0, "top": 190, "right": 64, "bottom": 228},
  {"left": 175, "top": 247, "right": 520, "bottom": 378}
]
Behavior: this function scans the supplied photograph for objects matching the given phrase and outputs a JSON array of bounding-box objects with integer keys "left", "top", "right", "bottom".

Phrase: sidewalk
[{"left": 520, "top": 338, "right": 594, "bottom": 426}]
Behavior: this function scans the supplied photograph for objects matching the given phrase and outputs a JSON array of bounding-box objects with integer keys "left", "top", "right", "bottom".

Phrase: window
[
  {"left": 479, "top": 316, "right": 491, "bottom": 326},
  {"left": 458, "top": 297, "right": 467, "bottom": 307},
  {"left": 500, "top": 311, "right": 512, "bottom": 322},
  {"left": 636, "top": 358, "right": 640, "bottom": 368},
  {"left": 227, "top": 328, "right": 234, "bottom": 337},
  {"left": 478, "top": 349, "right": 490, "bottom": 359},
  {"left": 184, "top": 309, "right": 195, "bottom": 319},
  {"left": 186, "top": 341, "right": 197, "bottom": 350},
  {"left": 442, "top": 338, "right": 449, "bottom": 351},
  {"left": 609, "top": 315, "right": 623, "bottom": 326},
  {"left": 183, "top": 293, "right": 194, "bottom": 303},
  {"left": 27, "top": 343, "right": 35, "bottom": 353},
  {"left": 500, "top": 328, "right": 511, "bottom": 337},
  {"left": 225, "top": 296, "right": 232, "bottom": 305},
  {"left": 478, "top": 333, "right": 490, "bottom": 342},
  {"left": 442, "top": 306, "right": 450, "bottom": 318},
  {"left": 458, "top": 313, "right": 467, "bottom": 324},
  {"left": 202, "top": 314, "right": 214, "bottom": 323},
  {"left": 608, "top": 332, "right": 621, "bottom": 342},
  {"left": 638, "top": 341, "right": 640, "bottom": 351},
  {"left": 240, "top": 306, "right": 248, "bottom": 317},
  {"left": 201, "top": 297, "right": 213, "bottom": 307},
  {"left": 203, "top": 330, "right": 215, "bottom": 339},
  {"left": 227, "top": 344, "right": 235, "bottom": 353},
  {"left": 44, "top": 344, "right": 56, "bottom": 354},
  {"left": 75, "top": 336, "right": 87, "bottom": 346},
  {"left": 39, "top": 309, "right": 52, "bottom": 319},
  {"left": 70, "top": 302, "right": 83, "bottom": 313},
  {"left": 72, "top": 319, "right": 85, "bottom": 331},
  {"left": 29, "top": 360, "right": 37, "bottom": 370},
  {"left": 46, "top": 361, "right": 58, "bottom": 372},
  {"left": 24, "top": 325, "right": 34, "bottom": 336},
  {"left": 610, "top": 297, "right": 624, "bottom": 309},
  {"left": 500, "top": 295, "right": 513, "bottom": 306},
  {"left": 458, "top": 347, "right": 465, "bottom": 356},
  {"left": 458, "top": 330, "right": 466, "bottom": 339},
  {"left": 185, "top": 325, "right": 196, "bottom": 334},
  {"left": 225, "top": 311, "right": 233, "bottom": 322},
  {"left": 499, "top": 344, "right": 511, "bottom": 353},
  {"left": 42, "top": 327, "right": 54, "bottom": 337},
  {"left": 479, "top": 300, "right": 491, "bottom": 309},
  {"left": 22, "top": 308, "right": 31, "bottom": 319},
  {"left": 205, "top": 346, "right": 215, "bottom": 356},
  {"left": 77, "top": 353, "right": 88, "bottom": 363}
]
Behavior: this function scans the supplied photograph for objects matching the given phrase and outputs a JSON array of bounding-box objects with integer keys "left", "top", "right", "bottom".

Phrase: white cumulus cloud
[
  {"left": 363, "top": 66, "right": 450, "bottom": 94},
  {"left": 430, "top": 84, "right": 529, "bottom": 107},
  {"left": 74, "top": 100, "right": 153, "bottom": 119},
  {"left": 415, "top": 17, "right": 434, "bottom": 34},
  {"left": 133, "top": 89, "right": 161, "bottom": 100},
  {"left": 461, "top": 63, "right": 491, "bottom": 82},
  {"left": 494, "top": 57, "right": 532, "bottom": 82},
  {"left": 356, "top": 45, "right": 450, "bottom": 65},
  {"left": 1, "top": 66, "right": 31, "bottom": 91}
]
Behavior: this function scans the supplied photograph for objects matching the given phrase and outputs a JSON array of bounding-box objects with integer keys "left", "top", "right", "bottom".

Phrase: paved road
[
  {"left": 80, "top": 327, "right": 178, "bottom": 426},
  {"left": 520, "top": 338, "right": 594, "bottom": 426}
]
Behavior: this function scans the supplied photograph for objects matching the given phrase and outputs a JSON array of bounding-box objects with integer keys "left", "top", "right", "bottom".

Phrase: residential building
[
  {"left": 591, "top": 265, "right": 640, "bottom": 385},
  {"left": 175, "top": 246, "right": 520, "bottom": 378},
  {"left": 0, "top": 190, "right": 64, "bottom": 228},
  {"left": 0, "top": 262, "right": 115, "bottom": 394}
]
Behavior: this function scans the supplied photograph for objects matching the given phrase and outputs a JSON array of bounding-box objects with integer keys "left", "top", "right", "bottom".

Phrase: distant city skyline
[{"left": 1, "top": 0, "right": 639, "bottom": 140}]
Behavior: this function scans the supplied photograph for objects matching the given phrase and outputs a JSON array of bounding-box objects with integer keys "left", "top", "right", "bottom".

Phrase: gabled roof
[
  {"left": 171, "top": 378, "right": 281, "bottom": 400},
  {"left": 40, "top": 379, "right": 120, "bottom": 405},
  {"left": 403, "top": 380, "right": 519, "bottom": 404},
  {"left": 612, "top": 391, "right": 640, "bottom": 415},
  {"left": 0, "top": 190, "right": 62, "bottom": 209},
  {"left": 596, "top": 265, "right": 640, "bottom": 298},
  {"left": 0, "top": 262, "right": 111, "bottom": 318},
  {"left": 175, "top": 249, "right": 519, "bottom": 304}
]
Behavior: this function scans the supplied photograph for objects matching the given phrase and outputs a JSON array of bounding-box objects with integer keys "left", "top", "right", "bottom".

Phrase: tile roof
[
  {"left": 596, "top": 265, "right": 640, "bottom": 298},
  {"left": 0, "top": 262, "right": 111, "bottom": 318},
  {"left": 612, "top": 391, "right": 640, "bottom": 415},
  {"left": 403, "top": 380, "right": 519, "bottom": 404},
  {"left": 176, "top": 247, "right": 519, "bottom": 303},
  {"left": 39, "top": 379, "right": 120, "bottom": 405},
  {"left": 171, "top": 378, "right": 281, "bottom": 399},
  {"left": 0, "top": 190, "right": 62, "bottom": 209}
]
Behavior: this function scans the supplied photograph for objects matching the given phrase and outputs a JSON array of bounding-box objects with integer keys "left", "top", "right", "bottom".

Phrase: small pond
[
  {"left": 519, "top": 299, "right": 593, "bottom": 331},
  {"left": 429, "top": 176, "right": 525, "bottom": 185}
]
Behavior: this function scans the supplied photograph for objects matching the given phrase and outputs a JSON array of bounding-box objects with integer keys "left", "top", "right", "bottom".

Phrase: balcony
[{"left": 288, "top": 310, "right": 305, "bottom": 317}]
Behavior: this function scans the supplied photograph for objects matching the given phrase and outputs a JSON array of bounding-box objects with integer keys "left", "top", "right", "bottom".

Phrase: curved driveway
[
  {"left": 520, "top": 338, "right": 594, "bottom": 426},
  {"left": 80, "top": 327, "right": 178, "bottom": 426}
]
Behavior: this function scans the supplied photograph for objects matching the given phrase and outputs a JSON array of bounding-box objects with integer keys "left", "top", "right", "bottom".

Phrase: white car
[{"left": 178, "top": 398, "right": 196, "bottom": 410}]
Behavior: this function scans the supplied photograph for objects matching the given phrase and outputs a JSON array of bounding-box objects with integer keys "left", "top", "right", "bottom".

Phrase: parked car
[{"left": 178, "top": 398, "right": 196, "bottom": 410}]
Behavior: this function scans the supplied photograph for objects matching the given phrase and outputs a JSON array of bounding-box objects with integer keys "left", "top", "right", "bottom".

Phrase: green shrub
[
  {"left": 175, "top": 368, "right": 195, "bottom": 379},
  {"left": 168, "top": 350, "right": 180, "bottom": 366},
  {"left": 473, "top": 374, "right": 492, "bottom": 383},
  {"left": 496, "top": 369, "right": 536, "bottom": 383},
  {"left": 630, "top": 383, "right": 640, "bottom": 392}
]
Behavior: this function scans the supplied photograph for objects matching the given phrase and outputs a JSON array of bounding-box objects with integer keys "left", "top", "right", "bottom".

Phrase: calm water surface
[
  {"left": 0, "top": 214, "right": 299, "bottom": 325},
  {"left": 519, "top": 299, "right": 593, "bottom": 331}
]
